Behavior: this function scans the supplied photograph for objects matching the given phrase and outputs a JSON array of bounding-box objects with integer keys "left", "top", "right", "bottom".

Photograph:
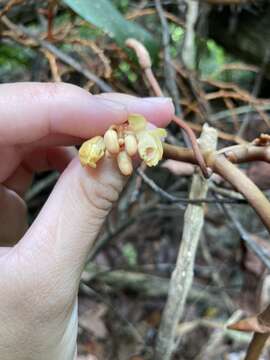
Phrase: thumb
[{"left": 19, "top": 155, "right": 125, "bottom": 288}]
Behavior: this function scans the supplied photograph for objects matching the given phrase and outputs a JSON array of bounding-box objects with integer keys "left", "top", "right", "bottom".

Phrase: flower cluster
[{"left": 79, "top": 114, "right": 167, "bottom": 175}]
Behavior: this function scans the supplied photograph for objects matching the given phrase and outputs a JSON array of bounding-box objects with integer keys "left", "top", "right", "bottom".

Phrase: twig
[
  {"left": 181, "top": 0, "right": 198, "bottom": 70},
  {"left": 245, "top": 333, "right": 269, "bottom": 360},
  {"left": 138, "top": 168, "right": 246, "bottom": 204},
  {"left": 84, "top": 264, "right": 224, "bottom": 305},
  {"left": 46, "top": 0, "right": 58, "bottom": 41},
  {"left": 162, "top": 142, "right": 270, "bottom": 166},
  {"left": 68, "top": 38, "right": 112, "bottom": 79},
  {"left": 0, "top": 0, "right": 24, "bottom": 18},
  {"left": 25, "top": 172, "right": 59, "bottom": 202},
  {"left": 155, "top": 0, "right": 182, "bottom": 116},
  {"left": 213, "top": 155, "right": 270, "bottom": 233},
  {"left": 200, "top": 234, "right": 235, "bottom": 311},
  {"left": 155, "top": 124, "right": 218, "bottom": 360},
  {"left": 42, "top": 49, "right": 61, "bottom": 82},
  {"left": 1, "top": 16, "right": 112, "bottom": 92},
  {"left": 221, "top": 205, "right": 270, "bottom": 272},
  {"left": 238, "top": 50, "right": 270, "bottom": 137},
  {"left": 88, "top": 201, "right": 171, "bottom": 260}
]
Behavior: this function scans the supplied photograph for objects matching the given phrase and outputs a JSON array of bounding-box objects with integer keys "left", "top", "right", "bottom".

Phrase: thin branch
[
  {"left": 138, "top": 168, "right": 246, "bottom": 204},
  {"left": 25, "top": 172, "right": 59, "bottom": 202},
  {"left": 213, "top": 155, "right": 270, "bottom": 234},
  {"left": 238, "top": 49, "right": 270, "bottom": 137},
  {"left": 155, "top": 0, "right": 182, "bottom": 116},
  {"left": 181, "top": 0, "right": 199, "bottom": 70},
  {"left": 0, "top": 0, "right": 25, "bottom": 18},
  {"left": 155, "top": 124, "right": 218, "bottom": 360},
  {"left": 245, "top": 333, "right": 269, "bottom": 360},
  {"left": 221, "top": 204, "right": 270, "bottom": 271},
  {"left": 163, "top": 142, "right": 270, "bottom": 166},
  {"left": 85, "top": 264, "right": 224, "bottom": 305}
]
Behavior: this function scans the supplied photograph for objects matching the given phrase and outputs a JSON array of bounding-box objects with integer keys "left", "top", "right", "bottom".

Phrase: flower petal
[
  {"left": 128, "top": 113, "right": 147, "bottom": 132},
  {"left": 137, "top": 131, "right": 163, "bottom": 167},
  {"left": 79, "top": 136, "right": 105, "bottom": 168},
  {"left": 151, "top": 128, "right": 167, "bottom": 139}
]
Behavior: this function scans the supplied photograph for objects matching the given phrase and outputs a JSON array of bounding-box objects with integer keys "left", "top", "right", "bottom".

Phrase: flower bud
[
  {"left": 117, "top": 151, "right": 133, "bottom": 176},
  {"left": 137, "top": 130, "right": 164, "bottom": 167},
  {"left": 124, "top": 134, "right": 138, "bottom": 156},
  {"left": 79, "top": 136, "right": 105, "bottom": 168},
  {"left": 104, "top": 129, "right": 120, "bottom": 154}
]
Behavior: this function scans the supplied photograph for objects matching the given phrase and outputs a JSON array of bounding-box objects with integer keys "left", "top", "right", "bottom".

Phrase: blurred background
[{"left": 1, "top": 1, "right": 270, "bottom": 359}]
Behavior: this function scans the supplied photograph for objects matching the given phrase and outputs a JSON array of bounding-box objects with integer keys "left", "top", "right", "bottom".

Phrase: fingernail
[
  {"left": 143, "top": 97, "right": 173, "bottom": 105},
  {"left": 97, "top": 98, "right": 127, "bottom": 112}
]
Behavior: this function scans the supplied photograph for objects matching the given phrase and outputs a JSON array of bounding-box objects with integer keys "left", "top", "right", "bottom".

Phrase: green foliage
[
  {"left": 63, "top": 0, "right": 158, "bottom": 56},
  {"left": 170, "top": 24, "right": 184, "bottom": 44},
  {"left": 116, "top": 61, "right": 138, "bottom": 83},
  {"left": 168, "top": 24, "right": 184, "bottom": 59},
  {"left": 122, "top": 243, "right": 137, "bottom": 266},
  {"left": 0, "top": 43, "right": 33, "bottom": 72},
  {"left": 198, "top": 39, "right": 255, "bottom": 86},
  {"left": 113, "top": 0, "right": 130, "bottom": 13},
  {"left": 198, "top": 39, "right": 226, "bottom": 76}
]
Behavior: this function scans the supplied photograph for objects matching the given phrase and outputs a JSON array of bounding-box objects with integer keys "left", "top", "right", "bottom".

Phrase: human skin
[{"left": 0, "top": 82, "right": 174, "bottom": 360}]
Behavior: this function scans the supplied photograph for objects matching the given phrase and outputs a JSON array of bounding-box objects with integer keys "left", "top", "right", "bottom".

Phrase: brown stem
[
  {"left": 47, "top": 0, "right": 57, "bottom": 41},
  {"left": 245, "top": 333, "right": 269, "bottom": 360},
  {"left": 172, "top": 114, "right": 209, "bottom": 177},
  {"left": 145, "top": 68, "right": 163, "bottom": 97},
  {"left": 163, "top": 143, "right": 197, "bottom": 164},
  {"left": 163, "top": 142, "right": 270, "bottom": 165},
  {"left": 213, "top": 155, "right": 270, "bottom": 234}
]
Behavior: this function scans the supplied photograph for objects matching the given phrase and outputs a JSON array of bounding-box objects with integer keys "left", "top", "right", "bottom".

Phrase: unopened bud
[
  {"left": 117, "top": 151, "right": 133, "bottom": 176},
  {"left": 124, "top": 134, "right": 138, "bottom": 156},
  {"left": 104, "top": 129, "right": 120, "bottom": 154}
]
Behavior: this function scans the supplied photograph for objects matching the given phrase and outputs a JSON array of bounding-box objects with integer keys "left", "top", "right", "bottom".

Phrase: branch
[
  {"left": 181, "top": 0, "right": 199, "bottom": 70},
  {"left": 155, "top": 124, "right": 218, "bottom": 360},
  {"left": 213, "top": 155, "right": 270, "bottom": 233},
  {"left": 155, "top": 0, "right": 182, "bottom": 116},
  {"left": 163, "top": 142, "right": 270, "bottom": 165}
]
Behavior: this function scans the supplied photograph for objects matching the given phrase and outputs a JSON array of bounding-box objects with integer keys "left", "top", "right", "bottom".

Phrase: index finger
[{"left": 0, "top": 82, "right": 174, "bottom": 146}]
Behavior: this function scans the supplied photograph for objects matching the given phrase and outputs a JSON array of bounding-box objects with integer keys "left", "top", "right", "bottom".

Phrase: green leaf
[{"left": 63, "top": 0, "right": 158, "bottom": 56}]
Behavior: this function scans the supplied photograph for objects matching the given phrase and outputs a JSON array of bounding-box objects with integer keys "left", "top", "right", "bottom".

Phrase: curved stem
[
  {"left": 213, "top": 155, "right": 270, "bottom": 234},
  {"left": 245, "top": 333, "right": 269, "bottom": 360}
]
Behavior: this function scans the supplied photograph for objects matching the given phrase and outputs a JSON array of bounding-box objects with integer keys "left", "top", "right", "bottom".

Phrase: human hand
[{"left": 0, "top": 82, "right": 173, "bottom": 360}]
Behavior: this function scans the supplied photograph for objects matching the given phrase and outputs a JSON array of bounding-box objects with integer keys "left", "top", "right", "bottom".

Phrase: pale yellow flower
[
  {"left": 79, "top": 136, "right": 105, "bottom": 168},
  {"left": 128, "top": 113, "right": 147, "bottom": 132},
  {"left": 117, "top": 151, "right": 133, "bottom": 176},
  {"left": 124, "top": 134, "right": 137, "bottom": 156},
  {"left": 104, "top": 129, "right": 120, "bottom": 154},
  {"left": 127, "top": 114, "right": 166, "bottom": 166}
]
